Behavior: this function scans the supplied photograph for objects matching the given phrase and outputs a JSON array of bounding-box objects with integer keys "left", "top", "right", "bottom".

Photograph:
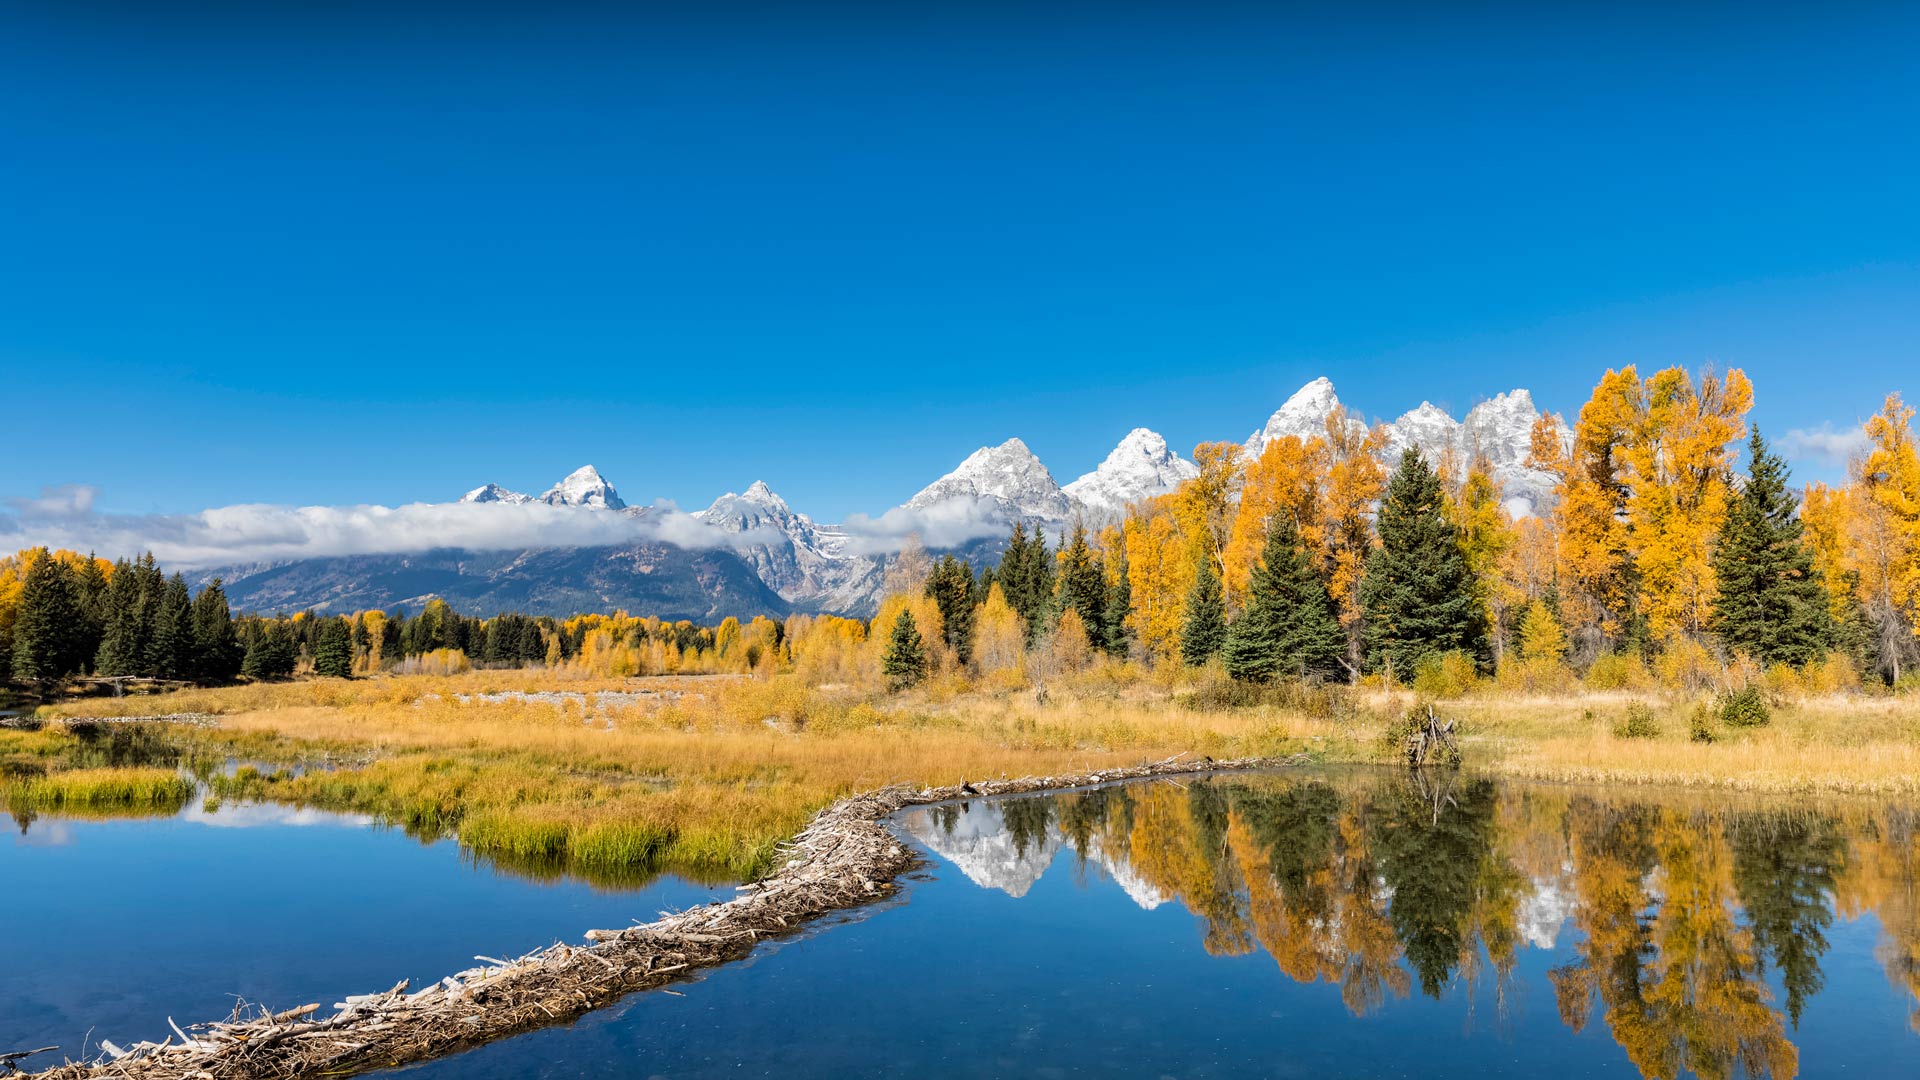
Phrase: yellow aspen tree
[
  {"left": 1320, "top": 407, "right": 1387, "bottom": 664},
  {"left": 1454, "top": 462, "right": 1516, "bottom": 658},
  {"left": 1799, "top": 482, "right": 1860, "bottom": 625},
  {"left": 1171, "top": 442, "right": 1243, "bottom": 593},
  {"left": 1537, "top": 370, "right": 1639, "bottom": 648},
  {"left": 1863, "top": 394, "right": 1920, "bottom": 617},
  {"left": 1223, "top": 434, "right": 1325, "bottom": 605},
  {"left": 1619, "top": 366, "right": 1752, "bottom": 643},
  {"left": 973, "top": 583, "right": 1026, "bottom": 675},
  {"left": 1516, "top": 599, "right": 1569, "bottom": 662},
  {"left": 1124, "top": 497, "right": 1196, "bottom": 662}
]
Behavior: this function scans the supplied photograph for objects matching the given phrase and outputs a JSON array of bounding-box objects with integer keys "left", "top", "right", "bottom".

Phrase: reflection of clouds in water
[
  {"left": 12, "top": 820, "right": 75, "bottom": 847},
  {"left": 182, "top": 801, "right": 374, "bottom": 829}
]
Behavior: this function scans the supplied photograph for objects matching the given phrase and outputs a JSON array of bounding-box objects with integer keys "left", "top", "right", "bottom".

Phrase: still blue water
[
  {"left": 391, "top": 769, "right": 1920, "bottom": 1079},
  {"left": 1, "top": 796, "right": 723, "bottom": 1059}
]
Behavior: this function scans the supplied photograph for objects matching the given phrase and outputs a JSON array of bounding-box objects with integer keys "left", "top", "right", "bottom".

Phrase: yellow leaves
[
  {"left": 972, "top": 583, "right": 1025, "bottom": 675},
  {"left": 1859, "top": 393, "right": 1920, "bottom": 628},
  {"left": 1172, "top": 441, "right": 1243, "bottom": 577},
  {"left": 1516, "top": 599, "right": 1568, "bottom": 663},
  {"left": 1322, "top": 408, "right": 1387, "bottom": 634},
  {"left": 1124, "top": 496, "right": 1197, "bottom": 662},
  {"left": 1799, "top": 482, "right": 1858, "bottom": 625},
  {"left": 1224, "top": 434, "right": 1325, "bottom": 605}
]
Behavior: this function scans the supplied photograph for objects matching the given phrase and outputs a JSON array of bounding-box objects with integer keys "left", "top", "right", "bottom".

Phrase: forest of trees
[{"left": 4, "top": 365, "right": 1917, "bottom": 694}]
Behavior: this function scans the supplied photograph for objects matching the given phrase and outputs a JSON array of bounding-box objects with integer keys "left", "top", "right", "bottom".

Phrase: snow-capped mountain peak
[
  {"left": 540, "top": 465, "right": 625, "bottom": 510},
  {"left": 1063, "top": 427, "right": 1198, "bottom": 516},
  {"left": 905, "top": 437, "right": 1072, "bottom": 520},
  {"left": 739, "top": 479, "right": 789, "bottom": 513},
  {"left": 458, "top": 482, "right": 533, "bottom": 505},
  {"left": 1384, "top": 401, "right": 1461, "bottom": 463},
  {"left": 1246, "top": 377, "right": 1363, "bottom": 457}
]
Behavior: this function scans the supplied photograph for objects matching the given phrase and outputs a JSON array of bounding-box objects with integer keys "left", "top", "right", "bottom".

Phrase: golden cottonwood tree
[
  {"left": 1172, "top": 441, "right": 1243, "bottom": 594},
  {"left": 1618, "top": 366, "right": 1752, "bottom": 643},
  {"left": 1321, "top": 408, "right": 1387, "bottom": 662},
  {"left": 1124, "top": 497, "right": 1197, "bottom": 661},
  {"left": 1536, "top": 370, "right": 1638, "bottom": 649},
  {"left": 1453, "top": 462, "right": 1516, "bottom": 655},
  {"left": 1223, "top": 434, "right": 1325, "bottom": 605}
]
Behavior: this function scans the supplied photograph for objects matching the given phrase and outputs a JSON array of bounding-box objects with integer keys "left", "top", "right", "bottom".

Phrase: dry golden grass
[{"left": 30, "top": 666, "right": 1920, "bottom": 880}]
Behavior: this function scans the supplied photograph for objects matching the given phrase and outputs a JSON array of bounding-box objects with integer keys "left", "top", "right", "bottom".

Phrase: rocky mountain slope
[{"left": 208, "top": 379, "right": 1567, "bottom": 619}]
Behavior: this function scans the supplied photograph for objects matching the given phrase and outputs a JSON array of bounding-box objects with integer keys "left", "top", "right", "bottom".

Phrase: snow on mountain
[
  {"left": 539, "top": 465, "right": 625, "bottom": 510},
  {"left": 905, "top": 437, "right": 1073, "bottom": 522},
  {"left": 900, "top": 803, "right": 1065, "bottom": 899},
  {"left": 458, "top": 482, "right": 534, "bottom": 505},
  {"left": 1063, "top": 428, "right": 1198, "bottom": 517},
  {"left": 1085, "top": 833, "right": 1169, "bottom": 910},
  {"left": 694, "top": 481, "right": 883, "bottom": 612},
  {"left": 1245, "top": 377, "right": 1367, "bottom": 458}
]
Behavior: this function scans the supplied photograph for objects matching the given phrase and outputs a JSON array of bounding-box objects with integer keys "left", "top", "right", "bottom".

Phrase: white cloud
[
  {"left": 1780, "top": 423, "right": 1870, "bottom": 469},
  {"left": 836, "top": 495, "right": 1012, "bottom": 555},
  {"left": 0, "top": 487, "right": 772, "bottom": 569}
]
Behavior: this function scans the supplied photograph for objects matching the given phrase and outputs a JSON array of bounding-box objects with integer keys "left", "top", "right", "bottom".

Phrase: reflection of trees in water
[
  {"left": 1030, "top": 773, "right": 1920, "bottom": 1080},
  {"left": 1002, "top": 795, "right": 1054, "bottom": 861}
]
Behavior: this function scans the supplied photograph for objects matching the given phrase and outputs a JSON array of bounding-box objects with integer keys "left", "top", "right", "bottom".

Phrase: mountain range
[{"left": 208, "top": 379, "right": 1564, "bottom": 619}]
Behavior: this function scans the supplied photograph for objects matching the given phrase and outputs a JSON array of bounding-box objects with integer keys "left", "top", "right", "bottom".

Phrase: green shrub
[
  {"left": 1614, "top": 701, "right": 1661, "bottom": 739},
  {"left": 1719, "top": 685, "right": 1771, "bottom": 728}
]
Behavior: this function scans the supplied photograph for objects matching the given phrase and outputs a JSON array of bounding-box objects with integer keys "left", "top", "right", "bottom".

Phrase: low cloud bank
[
  {"left": 836, "top": 496, "right": 1012, "bottom": 555},
  {"left": 0, "top": 485, "right": 778, "bottom": 569},
  {"left": 1781, "top": 423, "right": 1870, "bottom": 469}
]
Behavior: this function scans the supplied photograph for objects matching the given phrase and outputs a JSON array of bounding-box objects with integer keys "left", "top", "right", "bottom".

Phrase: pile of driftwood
[{"left": 15, "top": 753, "right": 1292, "bottom": 1080}]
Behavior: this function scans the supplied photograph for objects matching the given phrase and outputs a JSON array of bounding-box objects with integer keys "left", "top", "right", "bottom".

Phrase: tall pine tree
[
  {"left": 924, "top": 556, "right": 977, "bottom": 666},
  {"left": 881, "top": 608, "right": 928, "bottom": 689},
  {"left": 1360, "top": 449, "right": 1487, "bottom": 679},
  {"left": 190, "top": 578, "right": 243, "bottom": 681},
  {"left": 1223, "top": 513, "right": 1346, "bottom": 683},
  {"left": 10, "top": 551, "right": 85, "bottom": 684},
  {"left": 313, "top": 616, "right": 354, "bottom": 678},
  {"left": 1102, "top": 540, "right": 1133, "bottom": 659},
  {"left": 1711, "top": 429, "right": 1833, "bottom": 666},
  {"left": 1179, "top": 558, "right": 1227, "bottom": 666},
  {"left": 1057, "top": 521, "right": 1107, "bottom": 642}
]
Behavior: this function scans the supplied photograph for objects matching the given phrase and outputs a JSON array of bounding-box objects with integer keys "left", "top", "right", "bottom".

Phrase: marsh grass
[
  {"left": 31, "top": 669, "right": 1920, "bottom": 882},
  {"left": 2, "top": 767, "right": 195, "bottom": 812}
]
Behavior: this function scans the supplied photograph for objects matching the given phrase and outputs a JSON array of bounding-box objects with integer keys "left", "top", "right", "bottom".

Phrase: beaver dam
[{"left": 9, "top": 754, "right": 1293, "bottom": 1080}]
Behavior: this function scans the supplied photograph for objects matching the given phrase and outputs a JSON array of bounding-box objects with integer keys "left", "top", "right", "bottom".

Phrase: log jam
[{"left": 18, "top": 753, "right": 1300, "bottom": 1080}]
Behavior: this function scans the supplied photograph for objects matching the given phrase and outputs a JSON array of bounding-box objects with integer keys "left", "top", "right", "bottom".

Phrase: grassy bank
[
  {"left": 29, "top": 669, "right": 1920, "bottom": 882},
  {"left": 2, "top": 766, "right": 196, "bottom": 813}
]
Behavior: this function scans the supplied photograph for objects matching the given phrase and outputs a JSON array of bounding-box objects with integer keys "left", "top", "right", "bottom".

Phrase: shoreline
[{"left": 18, "top": 753, "right": 1299, "bottom": 1080}]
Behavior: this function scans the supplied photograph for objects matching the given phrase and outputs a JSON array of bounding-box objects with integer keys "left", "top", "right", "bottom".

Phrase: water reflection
[{"left": 901, "top": 771, "right": 1920, "bottom": 1079}]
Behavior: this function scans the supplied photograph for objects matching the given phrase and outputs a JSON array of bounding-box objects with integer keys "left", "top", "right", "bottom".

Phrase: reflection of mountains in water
[{"left": 901, "top": 803, "right": 1167, "bottom": 909}]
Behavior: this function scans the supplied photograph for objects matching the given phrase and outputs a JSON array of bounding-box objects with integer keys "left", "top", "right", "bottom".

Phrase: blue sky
[{"left": 3, "top": 2, "right": 1917, "bottom": 522}]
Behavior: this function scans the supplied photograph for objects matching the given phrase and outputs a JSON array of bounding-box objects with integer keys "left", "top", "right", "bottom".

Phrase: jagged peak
[{"left": 540, "top": 464, "right": 625, "bottom": 510}]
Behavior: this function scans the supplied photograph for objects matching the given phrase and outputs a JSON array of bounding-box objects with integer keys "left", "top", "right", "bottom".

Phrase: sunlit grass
[
  {"left": 31, "top": 668, "right": 1920, "bottom": 882},
  {"left": 2, "top": 766, "right": 195, "bottom": 811}
]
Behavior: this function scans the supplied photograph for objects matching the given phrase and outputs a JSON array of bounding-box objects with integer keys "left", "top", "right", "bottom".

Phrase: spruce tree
[
  {"left": 1057, "top": 521, "right": 1107, "bottom": 638},
  {"left": 1223, "top": 514, "right": 1346, "bottom": 683},
  {"left": 1179, "top": 559, "right": 1227, "bottom": 666},
  {"left": 11, "top": 552, "right": 85, "bottom": 684},
  {"left": 881, "top": 608, "right": 928, "bottom": 689},
  {"left": 190, "top": 578, "right": 243, "bottom": 681},
  {"left": 1360, "top": 449, "right": 1487, "bottom": 679},
  {"left": 924, "top": 556, "right": 977, "bottom": 665},
  {"left": 313, "top": 616, "right": 354, "bottom": 678},
  {"left": 241, "top": 623, "right": 297, "bottom": 680},
  {"left": 1103, "top": 541, "right": 1133, "bottom": 659},
  {"left": 1712, "top": 429, "right": 1834, "bottom": 667},
  {"left": 148, "top": 574, "right": 193, "bottom": 679}
]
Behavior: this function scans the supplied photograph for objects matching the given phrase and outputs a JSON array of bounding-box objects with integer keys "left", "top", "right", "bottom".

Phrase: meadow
[{"left": 16, "top": 665, "right": 1919, "bottom": 884}]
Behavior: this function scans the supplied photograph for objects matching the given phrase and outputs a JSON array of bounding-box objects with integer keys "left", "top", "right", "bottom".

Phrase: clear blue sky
[{"left": 4, "top": 2, "right": 1917, "bottom": 521}]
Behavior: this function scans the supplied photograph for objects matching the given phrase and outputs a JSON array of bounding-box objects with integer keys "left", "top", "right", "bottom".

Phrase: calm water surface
[
  {"left": 1, "top": 791, "right": 723, "bottom": 1058},
  {"left": 392, "top": 768, "right": 1920, "bottom": 1079}
]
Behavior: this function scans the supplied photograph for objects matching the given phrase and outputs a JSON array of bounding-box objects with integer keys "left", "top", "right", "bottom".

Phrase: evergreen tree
[
  {"left": 881, "top": 608, "right": 928, "bottom": 689},
  {"left": 1223, "top": 514, "right": 1347, "bottom": 683},
  {"left": 73, "top": 554, "right": 110, "bottom": 669},
  {"left": 313, "top": 616, "right": 354, "bottom": 678},
  {"left": 1179, "top": 558, "right": 1227, "bottom": 666},
  {"left": 190, "top": 578, "right": 243, "bottom": 681},
  {"left": 996, "top": 522, "right": 1056, "bottom": 643},
  {"left": 1057, "top": 521, "right": 1107, "bottom": 639},
  {"left": 10, "top": 552, "right": 85, "bottom": 684},
  {"left": 1360, "top": 450, "right": 1487, "bottom": 679},
  {"left": 1103, "top": 540, "right": 1133, "bottom": 659},
  {"left": 924, "top": 556, "right": 977, "bottom": 665},
  {"left": 147, "top": 574, "right": 193, "bottom": 679},
  {"left": 1712, "top": 429, "right": 1834, "bottom": 666},
  {"left": 241, "top": 623, "right": 298, "bottom": 680},
  {"left": 96, "top": 555, "right": 157, "bottom": 677}
]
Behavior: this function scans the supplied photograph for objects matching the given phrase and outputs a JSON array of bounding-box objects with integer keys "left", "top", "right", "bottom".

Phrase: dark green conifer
[
  {"left": 1057, "top": 521, "right": 1107, "bottom": 643},
  {"left": 148, "top": 574, "right": 193, "bottom": 679},
  {"left": 1179, "top": 558, "right": 1227, "bottom": 666},
  {"left": 881, "top": 608, "right": 928, "bottom": 689},
  {"left": 1360, "top": 450, "right": 1487, "bottom": 679},
  {"left": 190, "top": 578, "right": 243, "bottom": 681},
  {"left": 1711, "top": 429, "right": 1833, "bottom": 666},
  {"left": 924, "top": 556, "right": 977, "bottom": 665},
  {"left": 10, "top": 552, "right": 85, "bottom": 684},
  {"left": 313, "top": 616, "right": 354, "bottom": 678},
  {"left": 1224, "top": 514, "right": 1347, "bottom": 683},
  {"left": 1103, "top": 540, "right": 1133, "bottom": 659}
]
